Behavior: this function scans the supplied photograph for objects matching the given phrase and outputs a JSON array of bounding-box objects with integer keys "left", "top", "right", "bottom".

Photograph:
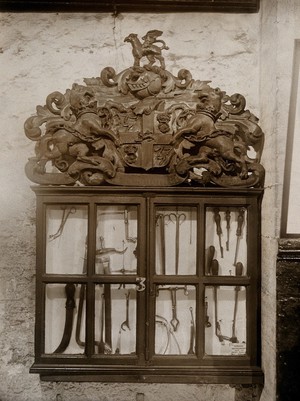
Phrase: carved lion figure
[
  {"left": 173, "top": 87, "right": 251, "bottom": 178},
  {"left": 36, "top": 86, "right": 120, "bottom": 171}
]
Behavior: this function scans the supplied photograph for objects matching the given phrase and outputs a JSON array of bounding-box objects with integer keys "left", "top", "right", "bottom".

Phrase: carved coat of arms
[{"left": 24, "top": 31, "right": 265, "bottom": 187}]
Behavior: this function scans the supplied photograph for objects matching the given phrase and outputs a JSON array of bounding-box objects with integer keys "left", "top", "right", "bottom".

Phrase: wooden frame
[
  {"left": 30, "top": 186, "right": 263, "bottom": 384},
  {"left": 281, "top": 40, "right": 300, "bottom": 238},
  {"left": 0, "top": 1, "right": 260, "bottom": 13}
]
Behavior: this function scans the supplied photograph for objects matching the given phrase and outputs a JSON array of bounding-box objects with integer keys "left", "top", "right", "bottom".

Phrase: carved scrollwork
[
  {"left": 100, "top": 67, "right": 118, "bottom": 87},
  {"left": 24, "top": 31, "right": 265, "bottom": 188},
  {"left": 222, "top": 93, "right": 247, "bottom": 116},
  {"left": 46, "top": 91, "right": 68, "bottom": 115},
  {"left": 175, "top": 69, "right": 193, "bottom": 89}
]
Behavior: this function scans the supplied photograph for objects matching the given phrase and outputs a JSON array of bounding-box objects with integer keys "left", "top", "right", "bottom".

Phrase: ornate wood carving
[{"left": 24, "top": 31, "right": 265, "bottom": 188}]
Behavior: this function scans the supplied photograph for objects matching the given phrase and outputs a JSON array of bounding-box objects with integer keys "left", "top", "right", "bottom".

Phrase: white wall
[{"left": 0, "top": 3, "right": 298, "bottom": 400}]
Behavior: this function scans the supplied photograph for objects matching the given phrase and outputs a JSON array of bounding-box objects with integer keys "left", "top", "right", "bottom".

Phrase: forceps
[
  {"left": 156, "top": 213, "right": 171, "bottom": 275},
  {"left": 121, "top": 291, "right": 131, "bottom": 331},
  {"left": 168, "top": 212, "right": 186, "bottom": 275},
  {"left": 49, "top": 206, "right": 77, "bottom": 241}
]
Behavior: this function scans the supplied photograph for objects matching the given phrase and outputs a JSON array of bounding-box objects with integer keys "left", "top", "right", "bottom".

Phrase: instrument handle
[
  {"left": 236, "top": 209, "right": 245, "bottom": 236},
  {"left": 211, "top": 259, "right": 219, "bottom": 276},
  {"left": 213, "top": 208, "right": 222, "bottom": 235}
]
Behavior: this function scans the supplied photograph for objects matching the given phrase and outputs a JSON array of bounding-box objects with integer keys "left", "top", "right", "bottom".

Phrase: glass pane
[
  {"left": 46, "top": 205, "right": 88, "bottom": 274},
  {"left": 155, "top": 285, "right": 196, "bottom": 355},
  {"left": 96, "top": 206, "right": 137, "bottom": 275},
  {"left": 204, "top": 285, "right": 247, "bottom": 356},
  {"left": 94, "top": 284, "right": 137, "bottom": 355},
  {"left": 45, "top": 283, "right": 86, "bottom": 354},
  {"left": 205, "top": 207, "right": 247, "bottom": 276},
  {"left": 155, "top": 207, "right": 197, "bottom": 275}
]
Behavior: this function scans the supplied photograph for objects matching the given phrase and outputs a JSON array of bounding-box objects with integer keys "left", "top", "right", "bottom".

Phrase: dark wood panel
[{"left": 0, "top": 1, "right": 260, "bottom": 13}]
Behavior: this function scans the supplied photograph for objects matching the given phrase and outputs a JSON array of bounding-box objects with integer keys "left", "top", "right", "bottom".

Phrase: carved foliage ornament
[{"left": 24, "top": 31, "right": 265, "bottom": 187}]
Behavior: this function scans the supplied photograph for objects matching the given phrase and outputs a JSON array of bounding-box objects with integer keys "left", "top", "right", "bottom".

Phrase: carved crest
[{"left": 24, "top": 31, "right": 265, "bottom": 187}]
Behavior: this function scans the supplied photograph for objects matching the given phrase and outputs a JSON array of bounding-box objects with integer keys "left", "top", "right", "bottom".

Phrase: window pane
[
  {"left": 155, "top": 285, "right": 196, "bottom": 355},
  {"left": 155, "top": 207, "right": 197, "bottom": 275},
  {"left": 45, "top": 283, "right": 86, "bottom": 354},
  {"left": 46, "top": 205, "right": 88, "bottom": 274},
  {"left": 204, "top": 285, "right": 247, "bottom": 356},
  {"left": 96, "top": 206, "right": 138, "bottom": 275},
  {"left": 205, "top": 207, "right": 248, "bottom": 276},
  {"left": 94, "top": 284, "right": 137, "bottom": 355}
]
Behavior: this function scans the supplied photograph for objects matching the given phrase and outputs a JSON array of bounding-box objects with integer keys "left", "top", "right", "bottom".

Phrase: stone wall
[
  {"left": 259, "top": 1, "right": 300, "bottom": 400},
  {"left": 0, "top": 2, "right": 298, "bottom": 400}
]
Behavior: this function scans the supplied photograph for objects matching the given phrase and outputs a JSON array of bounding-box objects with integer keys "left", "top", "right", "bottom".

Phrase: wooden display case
[
  {"left": 25, "top": 30, "right": 265, "bottom": 384},
  {"left": 30, "top": 186, "right": 263, "bottom": 383}
]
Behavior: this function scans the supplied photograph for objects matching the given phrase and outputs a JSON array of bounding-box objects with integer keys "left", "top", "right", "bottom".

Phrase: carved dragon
[{"left": 124, "top": 30, "right": 169, "bottom": 69}]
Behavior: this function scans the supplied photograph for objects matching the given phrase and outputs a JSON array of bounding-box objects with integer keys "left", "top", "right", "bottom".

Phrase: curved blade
[
  {"left": 54, "top": 283, "right": 76, "bottom": 354},
  {"left": 75, "top": 284, "right": 85, "bottom": 347}
]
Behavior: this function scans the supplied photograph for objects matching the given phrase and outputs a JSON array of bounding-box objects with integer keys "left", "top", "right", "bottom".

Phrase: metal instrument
[
  {"left": 156, "top": 213, "right": 167, "bottom": 275},
  {"left": 76, "top": 241, "right": 116, "bottom": 347},
  {"left": 115, "top": 290, "right": 131, "bottom": 354},
  {"left": 156, "top": 211, "right": 186, "bottom": 275},
  {"left": 169, "top": 212, "right": 186, "bottom": 274},
  {"left": 187, "top": 307, "right": 195, "bottom": 354},
  {"left": 213, "top": 208, "right": 224, "bottom": 258},
  {"left": 75, "top": 244, "right": 87, "bottom": 347},
  {"left": 97, "top": 291, "right": 112, "bottom": 354},
  {"left": 233, "top": 208, "right": 245, "bottom": 266},
  {"left": 75, "top": 282, "right": 86, "bottom": 347},
  {"left": 170, "top": 288, "right": 180, "bottom": 331},
  {"left": 155, "top": 314, "right": 181, "bottom": 355},
  {"left": 98, "top": 293, "right": 106, "bottom": 354},
  {"left": 121, "top": 291, "right": 131, "bottom": 331},
  {"left": 211, "top": 259, "right": 224, "bottom": 343},
  {"left": 115, "top": 328, "right": 122, "bottom": 354},
  {"left": 96, "top": 236, "right": 128, "bottom": 257},
  {"left": 230, "top": 262, "right": 243, "bottom": 343},
  {"left": 205, "top": 299, "right": 212, "bottom": 328},
  {"left": 104, "top": 284, "right": 112, "bottom": 349},
  {"left": 206, "top": 245, "right": 215, "bottom": 274},
  {"left": 54, "top": 283, "right": 76, "bottom": 353},
  {"left": 124, "top": 209, "right": 137, "bottom": 243},
  {"left": 225, "top": 209, "right": 231, "bottom": 251},
  {"left": 49, "top": 206, "right": 76, "bottom": 241},
  {"left": 99, "top": 209, "right": 137, "bottom": 243},
  {"left": 115, "top": 241, "right": 137, "bottom": 287}
]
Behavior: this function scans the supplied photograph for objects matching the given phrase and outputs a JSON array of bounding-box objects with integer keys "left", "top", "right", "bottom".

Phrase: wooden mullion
[
  {"left": 36, "top": 197, "right": 46, "bottom": 357},
  {"left": 85, "top": 201, "right": 97, "bottom": 357},
  {"left": 197, "top": 201, "right": 205, "bottom": 359}
]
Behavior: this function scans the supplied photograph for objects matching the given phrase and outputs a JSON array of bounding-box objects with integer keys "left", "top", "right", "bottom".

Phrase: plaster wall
[{"left": 0, "top": 2, "right": 298, "bottom": 400}]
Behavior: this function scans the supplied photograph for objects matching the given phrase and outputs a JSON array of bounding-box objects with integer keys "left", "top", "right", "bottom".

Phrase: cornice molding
[{"left": 0, "top": 1, "right": 260, "bottom": 13}]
